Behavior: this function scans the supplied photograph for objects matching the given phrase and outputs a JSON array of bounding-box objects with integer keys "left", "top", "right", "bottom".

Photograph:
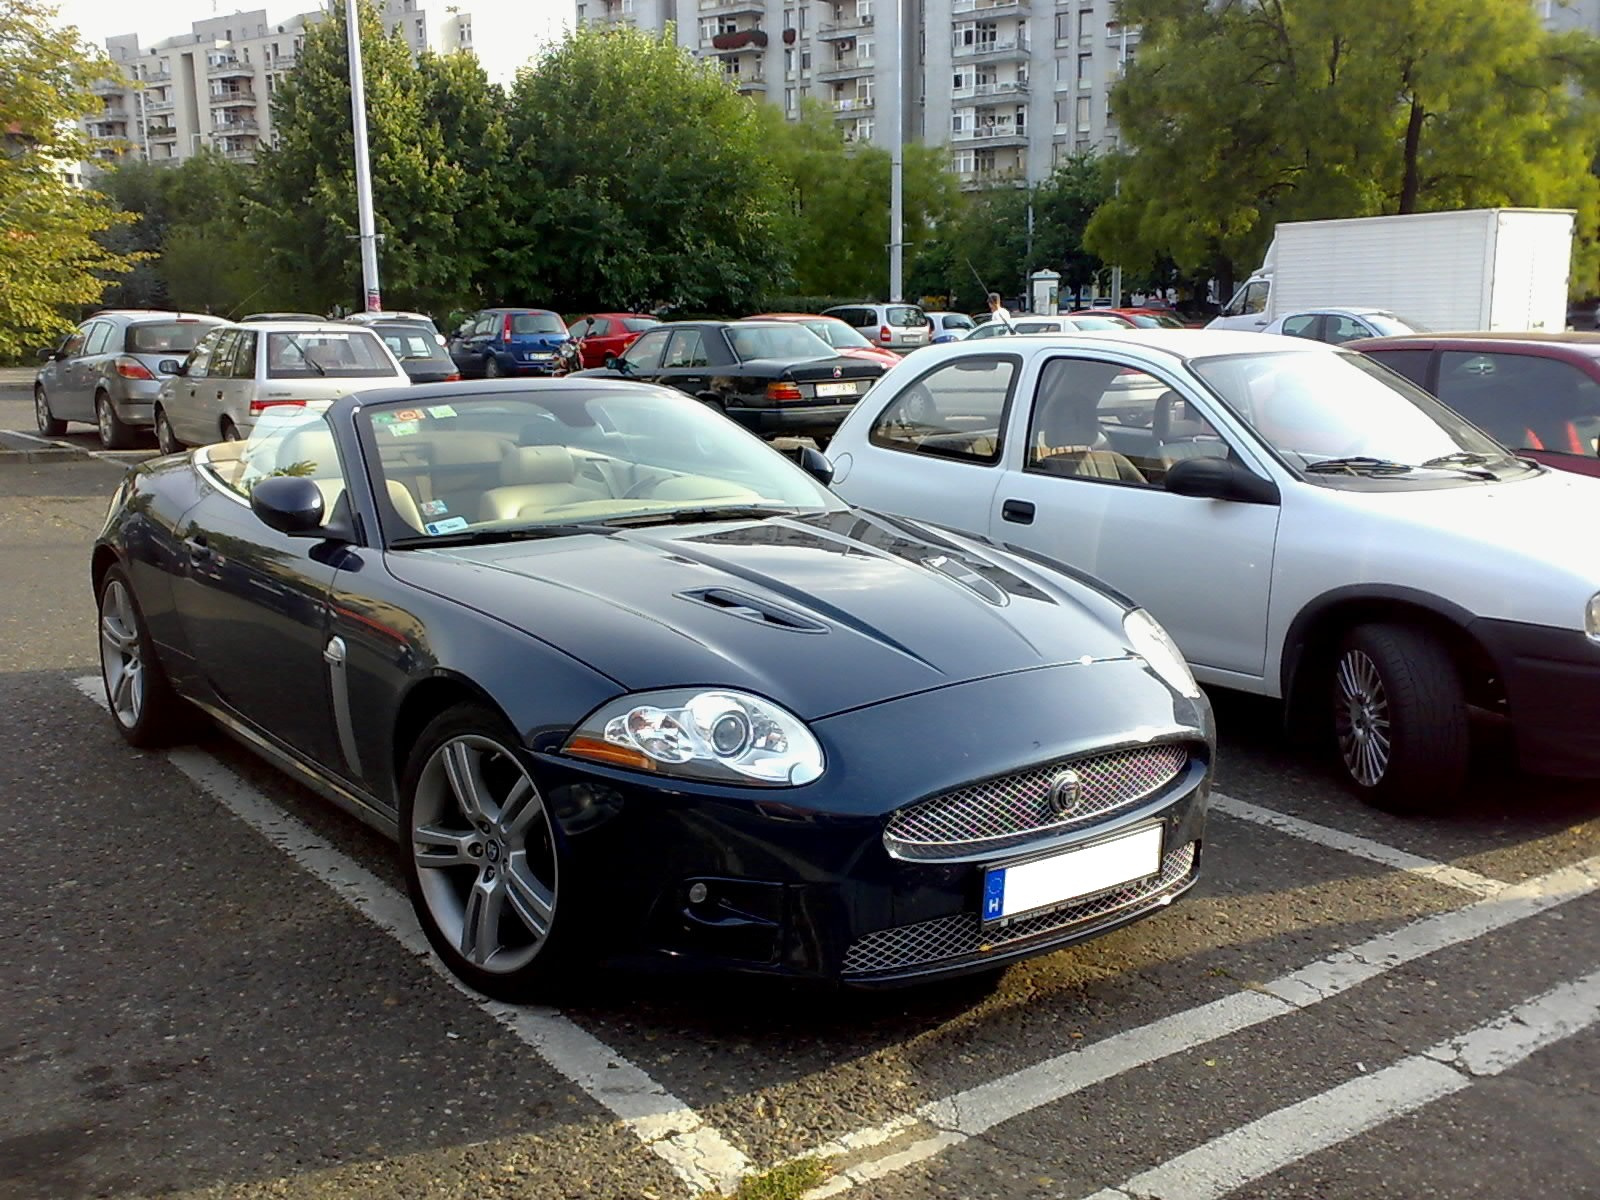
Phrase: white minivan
[
  {"left": 824, "top": 329, "right": 1600, "bottom": 812},
  {"left": 154, "top": 321, "right": 409, "bottom": 452}
]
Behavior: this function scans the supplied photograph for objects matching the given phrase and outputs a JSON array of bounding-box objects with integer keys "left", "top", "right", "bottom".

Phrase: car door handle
[
  {"left": 184, "top": 533, "right": 211, "bottom": 562},
  {"left": 1001, "top": 499, "right": 1035, "bottom": 525}
]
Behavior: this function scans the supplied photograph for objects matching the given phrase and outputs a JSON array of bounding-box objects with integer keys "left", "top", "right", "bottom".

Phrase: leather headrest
[{"left": 500, "top": 444, "right": 575, "bottom": 486}]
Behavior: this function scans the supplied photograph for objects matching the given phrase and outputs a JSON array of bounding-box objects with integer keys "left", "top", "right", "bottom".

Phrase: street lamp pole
[
  {"left": 886, "top": 0, "right": 904, "bottom": 301},
  {"left": 1106, "top": 16, "right": 1127, "bottom": 307},
  {"left": 345, "top": 0, "right": 381, "bottom": 312}
]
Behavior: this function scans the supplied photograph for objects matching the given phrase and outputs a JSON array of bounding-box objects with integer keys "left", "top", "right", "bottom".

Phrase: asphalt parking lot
[{"left": 3, "top": 379, "right": 1598, "bottom": 1200}]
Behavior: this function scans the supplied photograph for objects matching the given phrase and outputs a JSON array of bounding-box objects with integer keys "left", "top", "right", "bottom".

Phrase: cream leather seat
[
  {"left": 270, "top": 427, "right": 424, "bottom": 533},
  {"left": 478, "top": 446, "right": 599, "bottom": 522}
]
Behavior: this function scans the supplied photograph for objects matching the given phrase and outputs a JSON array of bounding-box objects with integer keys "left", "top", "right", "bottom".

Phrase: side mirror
[
  {"left": 35, "top": 346, "right": 56, "bottom": 362},
  {"left": 1164, "top": 456, "right": 1279, "bottom": 505},
  {"left": 455, "top": 323, "right": 471, "bottom": 337},
  {"left": 159, "top": 359, "right": 185, "bottom": 376},
  {"left": 251, "top": 474, "right": 327, "bottom": 536},
  {"left": 797, "top": 445, "right": 834, "bottom": 485}
]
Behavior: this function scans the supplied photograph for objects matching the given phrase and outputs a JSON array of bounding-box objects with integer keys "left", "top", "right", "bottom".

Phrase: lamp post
[
  {"left": 1106, "top": 17, "right": 1128, "bottom": 308},
  {"left": 886, "top": 0, "right": 904, "bottom": 301},
  {"left": 346, "top": 0, "right": 381, "bottom": 312}
]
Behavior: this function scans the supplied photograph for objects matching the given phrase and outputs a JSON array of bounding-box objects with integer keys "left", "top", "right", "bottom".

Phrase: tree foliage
[
  {"left": 0, "top": 0, "right": 143, "bottom": 355},
  {"left": 1087, "top": 0, "right": 1600, "bottom": 296}
]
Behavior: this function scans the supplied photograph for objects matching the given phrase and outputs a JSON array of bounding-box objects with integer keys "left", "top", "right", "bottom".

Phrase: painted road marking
[
  {"left": 71, "top": 677, "right": 750, "bottom": 1195},
  {"left": 802, "top": 854, "right": 1600, "bottom": 1197},
  {"left": 1211, "top": 793, "right": 1505, "bottom": 897},
  {"left": 1083, "top": 966, "right": 1600, "bottom": 1200}
]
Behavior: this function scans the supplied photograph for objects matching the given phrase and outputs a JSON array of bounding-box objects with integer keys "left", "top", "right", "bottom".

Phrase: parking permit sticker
[
  {"left": 372, "top": 412, "right": 398, "bottom": 425},
  {"left": 426, "top": 404, "right": 457, "bottom": 418},
  {"left": 425, "top": 517, "right": 469, "bottom": 536},
  {"left": 393, "top": 408, "right": 425, "bottom": 422},
  {"left": 420, "top": 499, "right": 449, "bottom": 517},
  {"left": 387, "top": 420, "right": 420, "bottom": 436}
]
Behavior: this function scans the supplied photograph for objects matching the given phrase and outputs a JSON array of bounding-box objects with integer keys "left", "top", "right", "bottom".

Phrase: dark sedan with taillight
[
  {"left": 91, "top": 378, "right": 1212, "bottom": 1000},
  {"left": 572, "top": 320, "right": 886, "bottom": 443}
]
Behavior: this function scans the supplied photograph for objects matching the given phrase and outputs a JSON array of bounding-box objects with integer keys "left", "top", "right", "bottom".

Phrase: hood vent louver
[{"left": 678, "top": 587, "right": 829, "bottom": 633}]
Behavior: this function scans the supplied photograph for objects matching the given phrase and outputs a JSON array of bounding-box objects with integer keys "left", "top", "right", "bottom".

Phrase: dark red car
[
  {"left": 567, "top": 312, "right": 660, "bottom": 369},
  {"left": 1352, "top": 333, "right": 1600, "bottom": 478}
]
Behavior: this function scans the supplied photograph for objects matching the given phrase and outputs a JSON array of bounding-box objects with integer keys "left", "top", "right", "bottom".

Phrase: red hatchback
[
  {"left": 567, "top": 312, "right": 660, "bottom": 369},
  {"left": 1352, "top": 333, "right": 1600, "bottom": 478}
]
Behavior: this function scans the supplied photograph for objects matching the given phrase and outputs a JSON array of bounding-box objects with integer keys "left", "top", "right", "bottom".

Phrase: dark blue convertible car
[{"left": 92, "top": 378, "right": 1213, "bottom": 1000}]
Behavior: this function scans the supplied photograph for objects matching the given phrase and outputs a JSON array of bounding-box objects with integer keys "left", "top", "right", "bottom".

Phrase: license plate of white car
[
  {"left": 982, "top": 823, "right": 1162, "bottom": 924},
  {"left": 814, "top": 381, "right": 859, "bottom": 397}
]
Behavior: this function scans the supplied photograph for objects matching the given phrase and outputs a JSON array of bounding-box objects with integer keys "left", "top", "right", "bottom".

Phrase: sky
[{"left": 54, "top": 0, "right": 569, "bottom": 84}]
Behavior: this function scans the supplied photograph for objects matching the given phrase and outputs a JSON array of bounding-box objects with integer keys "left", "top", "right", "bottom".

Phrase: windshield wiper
[
  {"left": 389, "top": 523, "right": 616, "bottom": 549},
  {"left": 595, "top": 504, "right": 817, "bottom": 528},
  {"left": 283, "top": 333, "right": 326, "bottom": 376},
  {"left": 1420, "top": 452, "right": 1504, "bottom": 478},
  {"left": 1302, "top": 456, "right": 1416, "bottom": 476}
]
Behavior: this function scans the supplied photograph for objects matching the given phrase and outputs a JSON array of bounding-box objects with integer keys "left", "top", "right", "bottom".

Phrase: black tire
[
  {"left": 35, "top": 386, "right": 66, "bottom": 436},
  {"left": 483, "top": 355, "right": 503, "bottom": 379},
  {"left": 1329, "top": 623, "right": 1469, "bottom": 814},
  {"left": 220, "top": 418, "right": 242, "bottom": 442},
  {"left": 96, "top": 564, "right": 189, "bottom": 748},
  {"left": 154, "top": 406, "right": 184, "bottom": 456},
  {"left": 399, "top": 704, "right": 577, "bottom": 1001},
  {"left": 96, "top": 390, "right": 137, "bottom": 450}
]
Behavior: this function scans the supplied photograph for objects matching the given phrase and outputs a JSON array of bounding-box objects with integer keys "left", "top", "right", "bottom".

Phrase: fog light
[{"left": 688, "top": 882, "right": 709, "bottom": 905}]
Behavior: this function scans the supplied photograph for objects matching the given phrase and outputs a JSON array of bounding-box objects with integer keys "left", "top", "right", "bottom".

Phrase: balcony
[
  {"left": 208, "top": 59, "right": 254, "bottom": 78},
  {"left": 91, "top": 78, "right": 125, "bottom": 95},
  {"left": 954, "top": 78, "right": 1029, "bottom": 102},
  {"left": 91, "top": 106, "right": 130, "bottom": 122},
  {"left": 817, "top": 55, "right": 875, "bottom": 81},
  {"left": 220, "top": 147, "right": 256, "bottom": 162},
  {"left": 214, "top": 117, "right": 260, "bottom": 134},
  {"left": 951, "top": 124, "right": 1030, "bottom": 148},
  {"left": 1106, "top": 23, "right": 1141, "bottom": 45},
  {"left": 697, "top": 0, "right": 763, "bottom": 13},
  {"left": 711, "top": 28, "right": 768, "bottom": 51},
  {"left": 951, "top": 35, "right": 1030, "bottom": 61},
  {"left": 143, "top": 95, "right": 175, "bottom": 115},
  {"left": 211, "top": 91, "right": 258, "bottom": 107},
  {"left": 268, "top": 53, "right": 297, "bottom": 70},
  {"left": 148, "top": 125, "right": 179, "bottom": 141},
  {"left": 832, "top": 95, "right": 874, "bottom": 114},
  {"left": 952, "top": 0, "right": 1029, "bottom": 14},
  {"left": 733, "top": 74, "right": 767, "bottom": 93},
  {"left": 817, "top": 12, "right": 874, "bottom": 39},
  {"left": 956, "top": 165, "right": 1027, "bottom": 191}
]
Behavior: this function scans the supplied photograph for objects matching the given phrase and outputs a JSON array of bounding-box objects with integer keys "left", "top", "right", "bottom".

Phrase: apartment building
[
  {"left": 574, "top": 0, "right": 1135, "bottom": 188},
  {"left": 84, "top": 5, "right": 474, "bottom": 170}
]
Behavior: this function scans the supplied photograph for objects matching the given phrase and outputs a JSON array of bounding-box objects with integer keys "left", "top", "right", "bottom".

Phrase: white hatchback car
[
  {"left": 826, "top": 330, "right": 1600, "bottom": 811},
  {"left": 154, "top": 321, "right": 410, "bottom": 452}
]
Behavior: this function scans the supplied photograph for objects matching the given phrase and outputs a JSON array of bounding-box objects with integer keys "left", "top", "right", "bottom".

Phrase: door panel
[{"left": 992, "top": 354, "right": 1280, "bottom": 678}]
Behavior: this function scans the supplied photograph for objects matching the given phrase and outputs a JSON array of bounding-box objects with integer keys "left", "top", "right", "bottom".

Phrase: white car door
[
  {"left": 170, "top": 328, "right": 224, "bottom": 445},
  {"left": 986, "top": 350, "right": 1282, "bottom": 683},
  {"left": 828, "top": 351, "right": 1020, "bottom": 532}
]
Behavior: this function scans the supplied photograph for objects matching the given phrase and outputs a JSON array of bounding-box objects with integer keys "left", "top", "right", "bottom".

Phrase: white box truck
[{"left": 1207, "top": 208, "right": 1575, "bottom": 333}]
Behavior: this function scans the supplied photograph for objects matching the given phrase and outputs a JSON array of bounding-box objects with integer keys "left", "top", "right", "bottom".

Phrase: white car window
[{"left": 868, "top": 355, "right": 1018, "bottom": 464}]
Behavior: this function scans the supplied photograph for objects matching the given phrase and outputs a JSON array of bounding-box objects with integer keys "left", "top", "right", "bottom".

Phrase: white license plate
[
  {"left": 814, "top": 381, "right": 859, "bottom": 398},
  {"left": 982, "top": 824, "right": 1162, "bottom": 923}
]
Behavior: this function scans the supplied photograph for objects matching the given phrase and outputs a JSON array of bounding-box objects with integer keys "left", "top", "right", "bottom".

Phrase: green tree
[
  {"left": 498, "top": 26, "right": 791, "bottom": 312},
  {"left": 1086, "top": 0, "right": 1600, "bottom": 297},
  {"left": 0, "top": 0, "right": 143, "bottom": 356},
  {"left": 761, "top": 101, "right": 960, "bottom": 300},
  {"left": 1031, "top": 152, "right": 1112, "bottom": 301},
  {"left": 252, "top": 0, "right": 498, "bottom": 316}
]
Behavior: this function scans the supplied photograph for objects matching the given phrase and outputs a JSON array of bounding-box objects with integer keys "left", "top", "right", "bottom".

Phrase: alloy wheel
[
  {"left": 97, "top": 396, "right": 113, "bottom": 445},
  {"left": 99, "top": 578, "right": 146, "bottom": 730},
  {"left": 34, "top": 388, "right": 56, "bottom": 434},
  {"left": 1334, "top": 648, "right": 1391, "bottom": 787},
  {"left": 156, "top": 410, "right": 179, "bottom": 455},
  {"left": 411, "top": 735, "right": 557, "bottom": 974}
]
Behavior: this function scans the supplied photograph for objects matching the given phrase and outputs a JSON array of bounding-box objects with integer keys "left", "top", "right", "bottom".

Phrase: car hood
[{"left": 384, "top": 509, "right": 1138, "bottom": 719}]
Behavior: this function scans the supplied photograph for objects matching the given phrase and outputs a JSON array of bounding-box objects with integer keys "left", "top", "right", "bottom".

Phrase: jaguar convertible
[{"left": 92, "top": 379, "right": 1214, "bottom": 999}]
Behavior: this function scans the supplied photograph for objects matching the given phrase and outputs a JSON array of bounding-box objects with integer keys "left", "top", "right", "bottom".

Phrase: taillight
[
  {"left": 879, "top": 325, "right": 892, "bottom": 343},
  {"left": 249, "top": 399, "right": 308, "bottom": 415},
  {"left": 445, "top": 372, "right": 461, "bottom": 381},
  {"left": 501, "top": 314, "right": 513, "bottom": 344},
  {"left": 115, "top": 356, "right": 156, "bottom": 380},
  {"left": 766, "top": 381, "right": 804, "bottom": 401}
]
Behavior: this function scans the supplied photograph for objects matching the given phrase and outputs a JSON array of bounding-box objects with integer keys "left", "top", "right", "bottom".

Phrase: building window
[
  {"left": 786, "top": 86, "right": 795, "bottom": 111},
  {"left": 858, "top": 36, "right": 874, "bottom": 63},
  {"left": 1077, "top": 8, "right": 1091, "bottom": 39},
  {"left": 1055, "top": 12, "right": 1071, "bottom": 40},
  {"left": 801, "top": 50, "right": 811, "bottom": 69},
  {"left": 1078, "top": 52, "right": 1092, "bottom": 86},
  {"left": 1076, "top": 94, "right": 1091, "bottom": 132}
]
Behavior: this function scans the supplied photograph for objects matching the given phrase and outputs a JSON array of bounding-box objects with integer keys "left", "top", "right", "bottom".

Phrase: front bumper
[
  {"left": 727, "top": 402, "right": 859, "bottom": 438},
  {"left": 528, "top": 660, "right": 1213, "bottom": 983},
  {"left": 1471, "top": 617, "right": 1600, "bottom": 778}
]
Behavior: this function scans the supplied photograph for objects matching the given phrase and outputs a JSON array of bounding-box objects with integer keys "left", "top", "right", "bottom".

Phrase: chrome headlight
[
  {"left": 564, "top": 689, "right": 824, "bottom": 786},
  {"left": 1124, "top": 608, "right": 1201, "bottom": 699},
  {"left": 1587, "top": 592, "right": 1600, "bottom": 644}
]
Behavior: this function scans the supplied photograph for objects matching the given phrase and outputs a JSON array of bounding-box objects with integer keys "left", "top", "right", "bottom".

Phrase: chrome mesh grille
[
  {"left": 884, "top": 744, "right": 1190, "bottom": 860},
  {"left": 841, "top": 841, "right": 1197, "bottom": 977}
]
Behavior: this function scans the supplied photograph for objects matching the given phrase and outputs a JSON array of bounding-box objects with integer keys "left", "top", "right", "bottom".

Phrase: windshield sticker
[
  {"left": 426, "top": 404, "right": 457, "bottom": 418},
  {"left": 386, "top": 420, "right": 420, "bottom": 437},
  {"left": 420, "top": 499, "right": 449, "bottom": 517},
  {"left": 424, "top": 516, "right": 469, "bottom": 536},
  {"left": 393, "top": 408, "right": 425, "bottom": 422},
  {"left": 372, "top": 412, "right": 398, "bottom": 425}
]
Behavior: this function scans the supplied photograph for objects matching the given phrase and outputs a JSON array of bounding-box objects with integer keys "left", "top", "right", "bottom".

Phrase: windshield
[
  {"left": 727, "top": 323, "right": 835, "bottom": 362},
  {"left": 511, "top": 312, "right": 565, "bottom": 335},
  {"left": 126, "top": 321, "right": 217, "bottom": 354},
  {"left": 1365, "top": 313, "right": 1426, "bottom": 336},
  {"left": 621, "top": 317, "right": 659, "bottom": 333},
  {"left": 197, "top": 407, "right": 340, "bottom": 505},
  {"left": 266, "top": 330, "right": 396, "bottom": 379},
  {"left": 800, "top": 318, "right": 874, "bottom": 349},
  {"left": 376, "top": 325, "right": 451, "bottom": 362},
  {"left": 358, "top": 388, "right": 842, "bottom": 545},
  {"left": 1190, "top": 349, "right": 1518, "bottom": 478}
]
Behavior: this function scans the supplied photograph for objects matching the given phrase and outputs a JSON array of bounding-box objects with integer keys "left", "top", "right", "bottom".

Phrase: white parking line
[
  {"left": 71, "top": 677, "right": 750, "bottom": 1196},
  {"left": 1083, "top": 965, "right": 1600, "bottom": 1200},
  {"left": 1210, "top": 793, "right": 1505, "bottom": 897},
  {"left": 802, "top": 854, "right": 1600, "bottom": 1198}
]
